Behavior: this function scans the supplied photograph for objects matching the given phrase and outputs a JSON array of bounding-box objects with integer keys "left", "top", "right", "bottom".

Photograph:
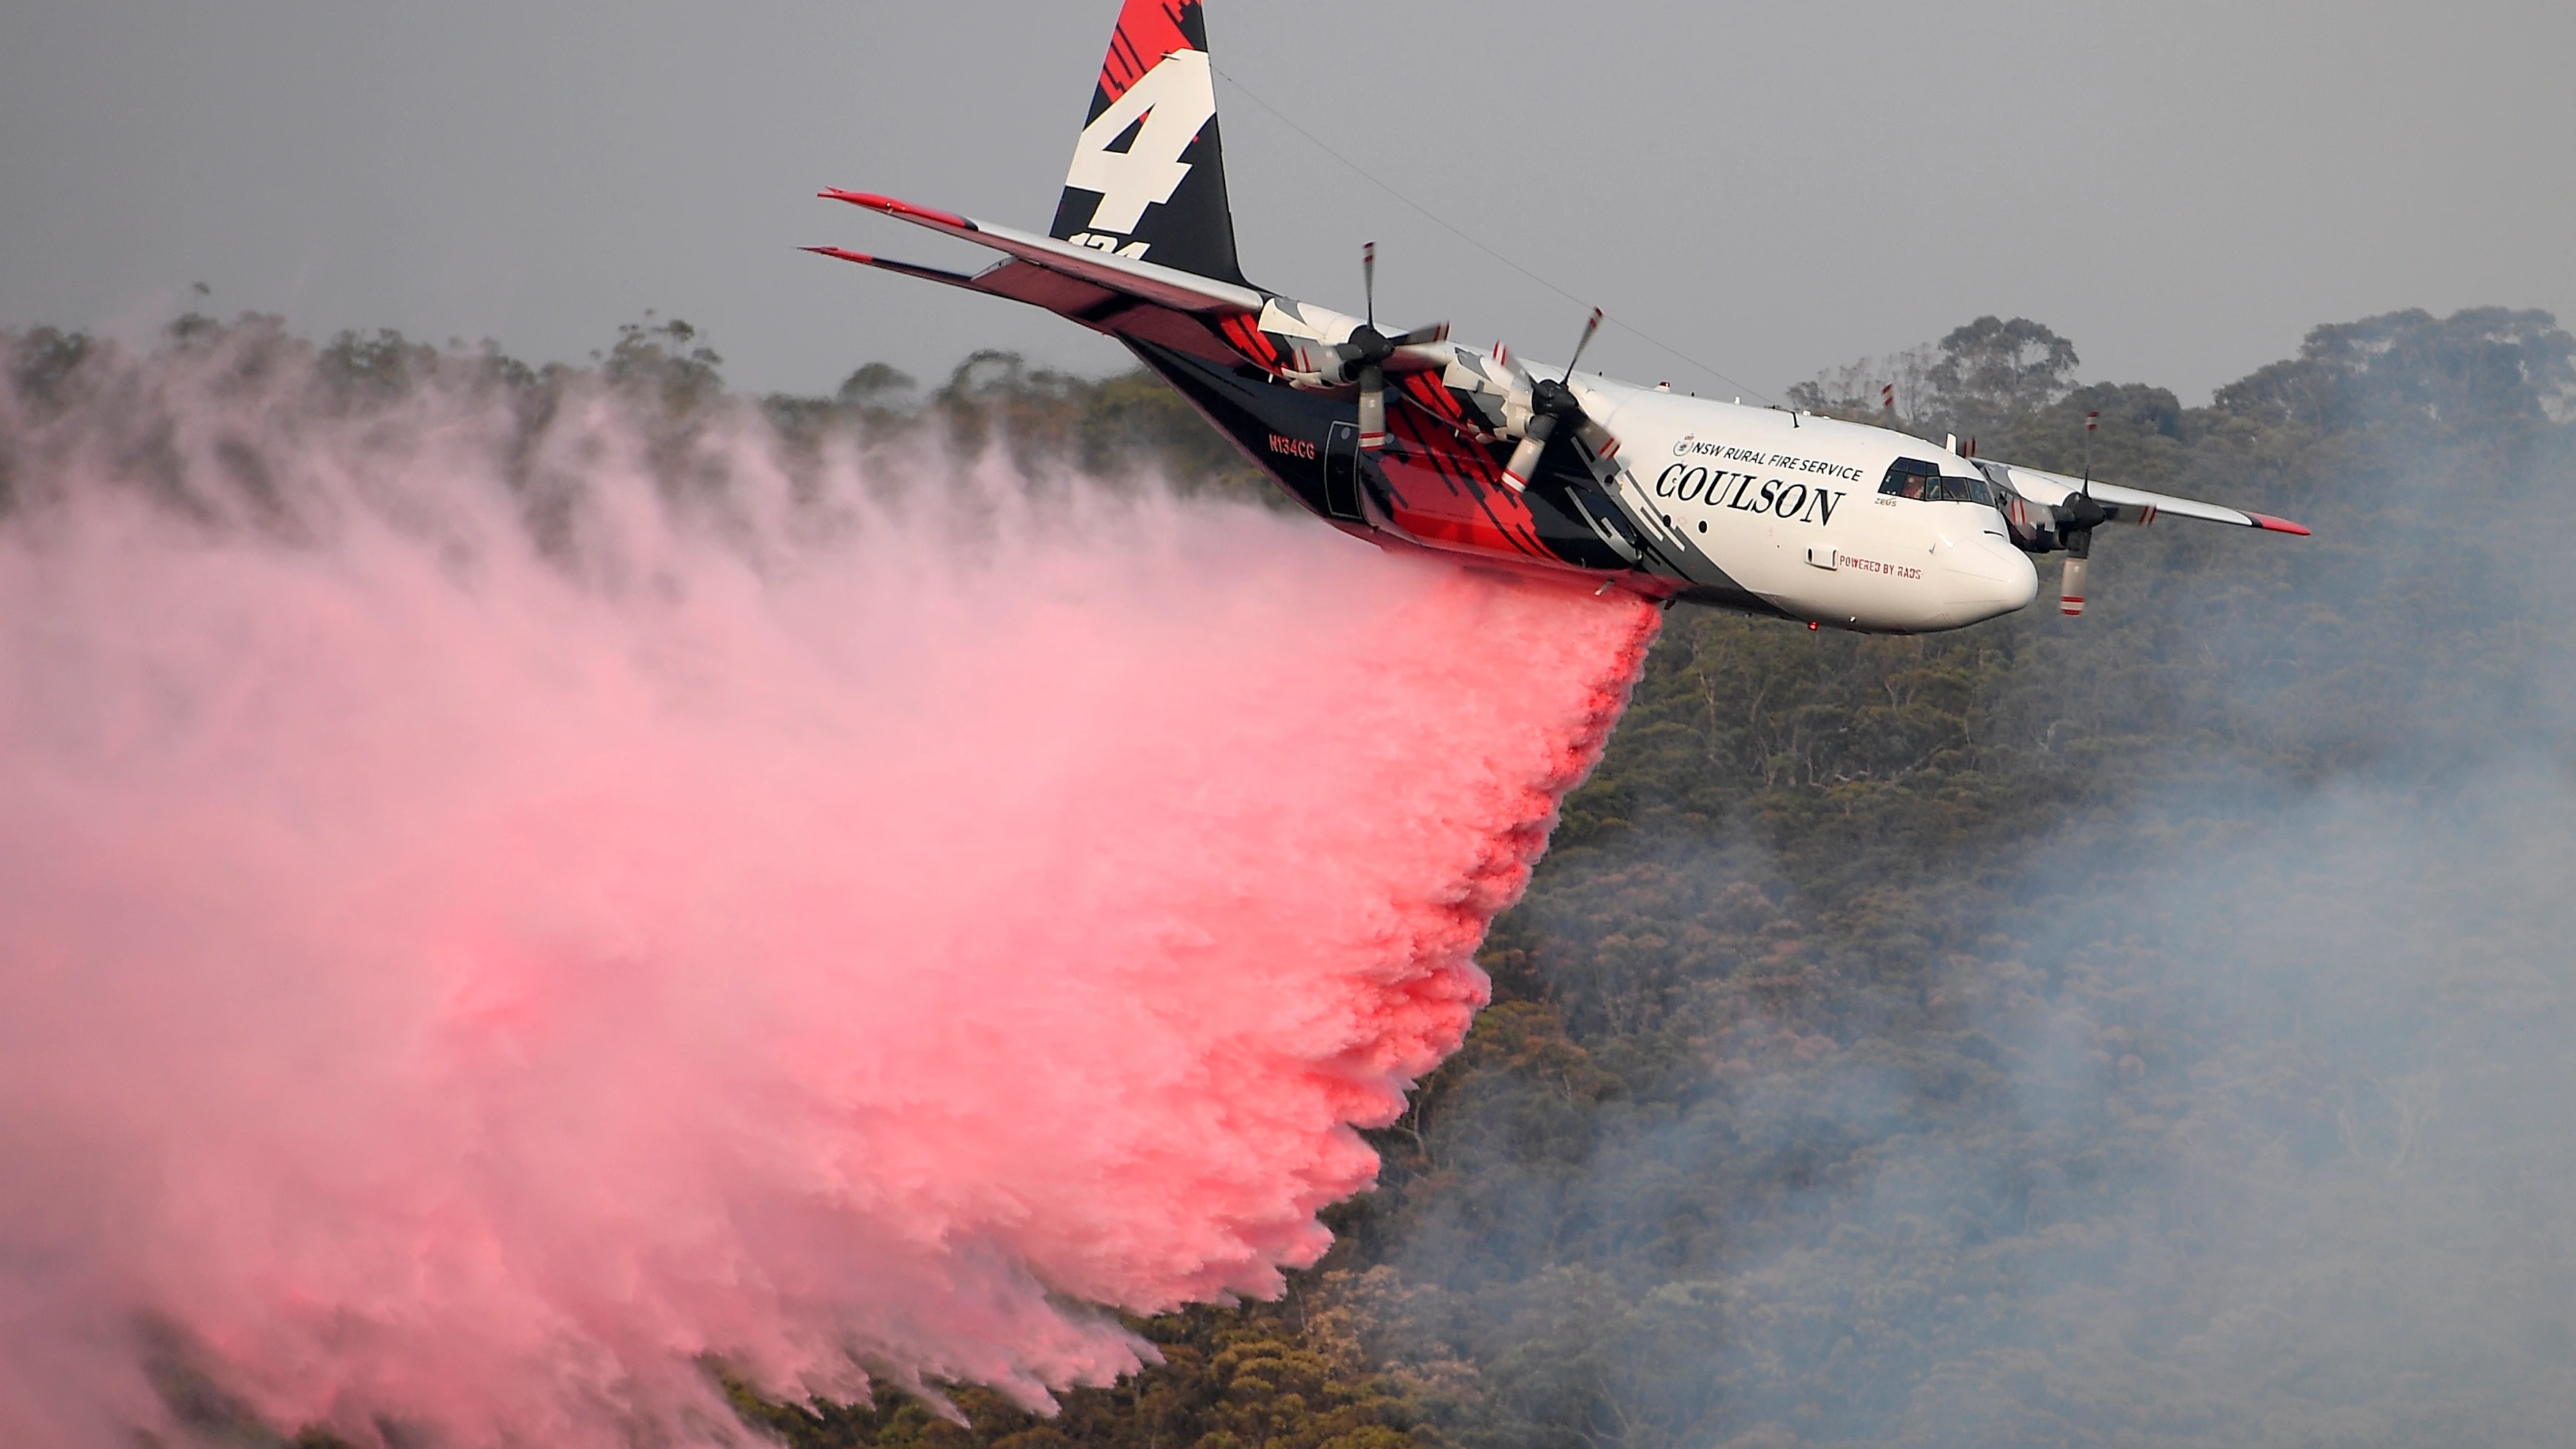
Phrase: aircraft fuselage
[
  {"left": 1132, "top": 338, "right": 2037, "bottom": 633},
  {"left": 811, "top": 0, "right": 2300, "bottom": 632}
]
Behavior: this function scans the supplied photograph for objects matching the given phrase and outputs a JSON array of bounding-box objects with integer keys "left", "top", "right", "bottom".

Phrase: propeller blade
[
  {"left": 1392, "top": 322, "right": 1451, "bottom": 348},
  {"left": 1572, "top": 416, "right": 1622, "bottom": 464},
  {"left": 1384, "top": 345, "right": 1452, "bottom": 376},
  {"left": 1564, "top": 307, "right": 1604, "bottom": 377},
  {"left": 2057, "top": 512, "right": 2099, "bottom": 616},
  {"left": 1363, "top": 241, "right": 1378, "bottom": 330},
  {"left": 1501, "top": 414, "right": 1557, "bottom": 492},
  {"left": 1358, "top": 363, "right": 1387, "bottom": 452}
]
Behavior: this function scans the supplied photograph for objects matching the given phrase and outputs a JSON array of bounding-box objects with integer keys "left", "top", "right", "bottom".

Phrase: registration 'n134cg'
[{"left": 808, "top": 0, "right": 2307, "bottom": 632}]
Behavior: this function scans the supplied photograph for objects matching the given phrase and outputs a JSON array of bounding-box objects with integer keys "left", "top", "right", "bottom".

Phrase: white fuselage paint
[
  {"left": 1244, "top": 296, "right": 2037, "bottom": 632},
  {"left": 1570, "top": 377, "right": 2037, "bottom": 632}
]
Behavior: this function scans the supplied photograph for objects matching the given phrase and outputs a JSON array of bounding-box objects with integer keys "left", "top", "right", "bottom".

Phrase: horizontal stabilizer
[
  {"left": 818, "top": 190, "right": 1265, "bottom": 317},
  {"left": 800, "top": 246, "right": 986, "bottom": 292},
  {"left": 802, "top": 246, "right": 1130, "bottom": 314}
]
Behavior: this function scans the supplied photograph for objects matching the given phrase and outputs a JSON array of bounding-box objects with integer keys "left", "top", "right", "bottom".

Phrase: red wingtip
[
  {"left": 802, "top": 246, "right": 876, "bottom": 266},
  {"left": 2249, "top": 512, "right": 2312, "bottom": 537},
  {"left": 817, "top": 190, "right": 971, "bottom": 231}
]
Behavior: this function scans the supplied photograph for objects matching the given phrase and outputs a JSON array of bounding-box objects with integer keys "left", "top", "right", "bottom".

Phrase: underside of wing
[
  {"left": 1980, "top": 461, "right": 2310, "bottom": 536},
  {"left": 803, "top": 248, "right": 1121, "bottom": 312}
]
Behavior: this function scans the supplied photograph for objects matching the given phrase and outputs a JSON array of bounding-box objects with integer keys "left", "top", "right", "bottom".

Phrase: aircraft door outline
[{"left": 1323, "top": 420, "right": 1364, "bottom": 522}]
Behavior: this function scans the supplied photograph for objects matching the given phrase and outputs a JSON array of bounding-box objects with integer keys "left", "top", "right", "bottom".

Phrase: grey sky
[{"left": 4, "top": 1, "right": 2569, "bottom": 404}]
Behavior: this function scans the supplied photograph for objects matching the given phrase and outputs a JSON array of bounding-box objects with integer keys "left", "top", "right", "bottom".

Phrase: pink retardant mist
[{"left": 0, "top": 330, "right": 1658, "bottom": 1447}]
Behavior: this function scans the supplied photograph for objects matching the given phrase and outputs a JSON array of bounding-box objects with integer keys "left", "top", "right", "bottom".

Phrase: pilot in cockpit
[{"left": 1880, "top": 457, "right": 1993, "bottom": 507}]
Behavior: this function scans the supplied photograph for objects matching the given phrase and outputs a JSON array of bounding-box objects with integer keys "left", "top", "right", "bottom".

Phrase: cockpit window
[{"left": 1879, "top": 458, "right": 1994, "bottom": 506}]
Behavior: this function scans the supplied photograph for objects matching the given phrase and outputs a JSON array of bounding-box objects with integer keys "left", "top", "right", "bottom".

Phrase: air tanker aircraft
[{"left": 811, "top": 0, "right": 2307, "bottom": 632}]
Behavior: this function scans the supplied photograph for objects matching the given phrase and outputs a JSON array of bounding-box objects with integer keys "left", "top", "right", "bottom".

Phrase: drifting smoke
[
  {"left": 1360, "top": 311, "right": 2576, "bottom": 1447},
  {"left": 0, "top": 322, "right": 1658, "bottom": 1446}
]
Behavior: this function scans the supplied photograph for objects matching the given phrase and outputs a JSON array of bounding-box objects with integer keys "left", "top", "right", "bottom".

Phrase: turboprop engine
[
  {"left": 1270, "top": 244, "right": 1451, "bottom": 450},
  {"left": 1971, "top": 410, "right": 2303, "bottom": 617},
  {"left": 1488, "top": 309, "right": 1622, "bottom": 492},
  {"left": 1264, "top": 246, "right": 1621, "bottom": 485}
]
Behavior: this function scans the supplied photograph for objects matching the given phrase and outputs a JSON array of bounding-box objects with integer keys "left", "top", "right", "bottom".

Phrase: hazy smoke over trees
[
  {"left": 2, "top": 300, "right": 2570, "bottom": 1449},
  {"left": 1330, "top": 306, "right": 2576, "bottom": 1449},
  {"left": 1789, "top": 315, "right": 2085, "bottom": 437}
]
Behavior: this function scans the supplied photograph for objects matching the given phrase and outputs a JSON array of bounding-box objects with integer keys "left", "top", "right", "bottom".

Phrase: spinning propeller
[
  {"left": 1334, "top": 242, "right": 1450, "bottom": 451},
  {"left": 2056, "top": 409, "right": 2106, "bottom": 616},
  {"left": 1499, "top": 308, "right": 1622, "bottom": 492}
]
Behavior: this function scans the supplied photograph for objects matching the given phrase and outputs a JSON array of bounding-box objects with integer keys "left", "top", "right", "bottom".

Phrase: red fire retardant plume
[{"left": 0, "top": 349, "right": 1657, "bottom": 1448}]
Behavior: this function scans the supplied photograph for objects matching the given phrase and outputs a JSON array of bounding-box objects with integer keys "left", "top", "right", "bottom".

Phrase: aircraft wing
[
  {"left": 811, "top": 191, "right": 1266, "bottom": 317},
  {"left": 1980, "top": 461, "right": 2311, "bottom": 536}
]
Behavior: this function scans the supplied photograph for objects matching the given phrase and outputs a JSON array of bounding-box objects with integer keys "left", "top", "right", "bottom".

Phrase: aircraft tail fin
[{"left": 1048, "top": 0, "right": 1249, "bottom": 288}]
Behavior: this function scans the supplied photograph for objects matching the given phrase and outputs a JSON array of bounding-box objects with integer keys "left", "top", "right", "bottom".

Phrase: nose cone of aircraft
[{"left": 1943, "top": 534, "right": 2039, "bottom": 624}]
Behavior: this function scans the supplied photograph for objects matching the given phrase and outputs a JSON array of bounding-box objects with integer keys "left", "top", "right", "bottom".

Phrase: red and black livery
[
  {"left": 813, "top": 0, "right": 1692, "bottom": 596},
  {"left": 1046, "top": 0, "right": 1249, "bottom": 289}
]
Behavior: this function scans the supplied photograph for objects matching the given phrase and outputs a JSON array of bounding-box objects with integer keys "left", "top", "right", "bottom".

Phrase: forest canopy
[{"left": 8, "top": 302, "right": 2573, "bottom": 1449}]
